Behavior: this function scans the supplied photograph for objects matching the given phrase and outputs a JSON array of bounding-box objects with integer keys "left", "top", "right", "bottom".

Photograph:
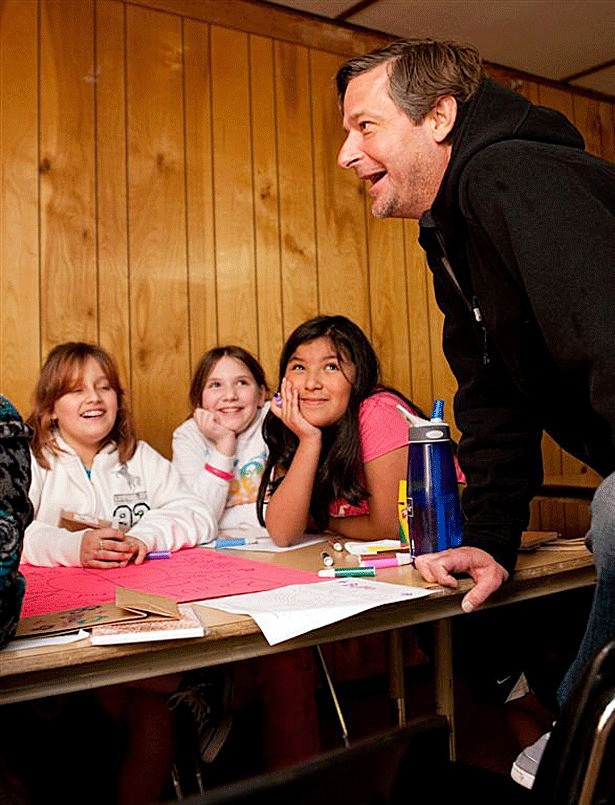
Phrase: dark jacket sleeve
[
  {"left": 431, "top": 267, "right": 543, "bottom": 575},
  {"left": 0, "top": 397, "right": 33, "bottom": 646}
]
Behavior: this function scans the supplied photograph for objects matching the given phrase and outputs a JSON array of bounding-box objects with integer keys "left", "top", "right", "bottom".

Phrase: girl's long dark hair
[{"left": 256, "top": 315, "right": 424, "bottom": 531}]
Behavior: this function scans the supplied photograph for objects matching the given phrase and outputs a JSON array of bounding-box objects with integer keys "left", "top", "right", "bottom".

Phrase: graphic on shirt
[
  {"left": 112, "top": 501, "right": 151, "bottom": 531},
  {"left": 227, "top": 453, "right": 266, "bottom": 508},
  {"left": 112, "top": 463, "right": 150, "bottom": 529},
  {"left": 115, "top": 465, "right": 141, "bottom": 490},
  {"left": 329, "top": 498, "right": 370, "bottom": 518}
]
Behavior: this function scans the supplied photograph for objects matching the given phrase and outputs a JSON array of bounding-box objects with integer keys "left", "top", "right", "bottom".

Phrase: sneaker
[
  {"left": 169, "top": 669, "right": 234, "bottom": 763},
  {"left": 511, "top": 731, "right": 551, "bottom": 789}
]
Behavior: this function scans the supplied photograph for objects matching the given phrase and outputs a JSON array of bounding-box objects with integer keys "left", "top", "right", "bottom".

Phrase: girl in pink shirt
[{"left": 258, "top": 315, "right": 429, "bottom": 545}]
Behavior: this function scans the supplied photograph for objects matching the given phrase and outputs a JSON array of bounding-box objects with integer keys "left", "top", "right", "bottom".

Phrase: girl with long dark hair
[{"left": 258, "top": 315, "right": 430, "bottom": 546}]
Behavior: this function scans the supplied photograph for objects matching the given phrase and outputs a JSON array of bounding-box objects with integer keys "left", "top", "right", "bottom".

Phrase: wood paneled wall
[{"left": 1, "top": 0, "right": 613, "bottom": 537}]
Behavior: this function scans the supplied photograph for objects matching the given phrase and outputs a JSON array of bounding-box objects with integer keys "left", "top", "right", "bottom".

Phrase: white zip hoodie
[
  {"left": 23, "top": 435, "right": 217, "bottom": 566},
  {"left": 172, "top": 403, "right": 269, "bottom": 534}
]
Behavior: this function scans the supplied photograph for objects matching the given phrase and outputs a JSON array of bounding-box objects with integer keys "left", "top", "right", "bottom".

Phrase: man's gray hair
[{"left": 336, "top": 39, "right": 483, "bottom": 125}]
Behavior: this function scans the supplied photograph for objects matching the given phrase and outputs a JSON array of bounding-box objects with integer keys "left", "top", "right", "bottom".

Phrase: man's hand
[{"left": 414, "top": 546, "right": 509, "bottom": 612}]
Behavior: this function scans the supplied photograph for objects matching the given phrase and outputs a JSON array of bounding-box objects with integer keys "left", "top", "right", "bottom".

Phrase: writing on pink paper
[
  {"left": 21, "top": 548, "right": 320, "bottom": 618},
  {"left": 19, "top": 566, "right": 118, "bottom": 618}
]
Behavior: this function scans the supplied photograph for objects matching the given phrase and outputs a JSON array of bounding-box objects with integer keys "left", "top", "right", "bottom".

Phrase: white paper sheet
[
  {"left": 2, "top": 629, "right": 90, "bottom": 652},
  {"left": 199, "top": 579, "right": 434, "bottom": 645}
]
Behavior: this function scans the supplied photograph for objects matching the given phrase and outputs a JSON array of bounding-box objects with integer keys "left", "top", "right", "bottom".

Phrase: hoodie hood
[{"left": 431, "top": 77, "right": 585, "bottom": 226}]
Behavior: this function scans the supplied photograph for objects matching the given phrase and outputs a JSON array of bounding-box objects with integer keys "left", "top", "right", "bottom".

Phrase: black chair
[
  {"left": 179, "top": 714, "right": 537, "bottom": 805},
  {"left": 180, "top": 639, "right": 615, "bottom": 805},
  {"left": 532, "top": 638, "right": 615, "bottom": 805},
  {"left": 181, "top": 714, "right": 451, "bottom": 805}
]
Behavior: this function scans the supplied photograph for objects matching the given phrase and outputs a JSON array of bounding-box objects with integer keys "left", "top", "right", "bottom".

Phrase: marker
[
  {"left": 321, "top": 550, "right": 334, "bottom": 567},
  {"left": 398, "top": 480, "right": 409, "bottom": 548},
  {"left": 214, "top": 537, "right": 264, "bottom": 549},
  {"left": 318, "top": 567, "right": 376, "bottom": 578},
  {"left": 361, "top": 543, "right": 403, "bottom": 555},
  {"left": 146, "top": 550, "right": 171, "bottom": 560},
  {"left": 360, "top": 554, "right": 412, "bottom": 569},
  {"left": 327, "top": 539, "right": 344, "bottom": 552}
]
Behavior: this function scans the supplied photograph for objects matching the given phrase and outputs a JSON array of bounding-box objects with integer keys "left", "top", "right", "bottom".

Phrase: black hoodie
[{"left": 418, "top": 78, "right": 615, "bottom": 574}]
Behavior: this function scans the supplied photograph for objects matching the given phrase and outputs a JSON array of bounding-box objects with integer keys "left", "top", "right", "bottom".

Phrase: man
[{"left": 336, "top": 39, "right": 615, "bottom": 787}]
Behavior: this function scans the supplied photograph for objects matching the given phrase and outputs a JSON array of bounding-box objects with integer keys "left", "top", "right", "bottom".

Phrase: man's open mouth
[{"left": 367, "top": 170, "right": 387, "bottom": 187}]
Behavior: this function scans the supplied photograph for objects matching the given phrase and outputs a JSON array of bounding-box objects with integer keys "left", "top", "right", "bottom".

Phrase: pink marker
[{"left": 360, "top": 553, "right": 412, "bottom": 569}]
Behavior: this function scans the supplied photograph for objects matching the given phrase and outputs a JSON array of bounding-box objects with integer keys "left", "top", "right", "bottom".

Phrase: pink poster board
[{"left": 20, "top": 548, "right": 321, "bottom": 618}]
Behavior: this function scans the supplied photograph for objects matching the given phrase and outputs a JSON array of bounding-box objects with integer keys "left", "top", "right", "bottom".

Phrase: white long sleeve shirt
[
  {"left": 23, "top": 436, "right": 217, "bottom": 566},
  {"left": 172, "top": 403, "right": 269, "bottom": 534}
]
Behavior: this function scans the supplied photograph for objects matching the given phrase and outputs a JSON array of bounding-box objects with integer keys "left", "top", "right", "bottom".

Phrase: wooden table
[{"left": 0, "top": 543, "right": 596, "bottom": 755}]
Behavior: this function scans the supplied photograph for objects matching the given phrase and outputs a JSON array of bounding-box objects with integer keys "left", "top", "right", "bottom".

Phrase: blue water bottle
[{"left": 406, "top": 400, "right": 463, "bottom": 557}]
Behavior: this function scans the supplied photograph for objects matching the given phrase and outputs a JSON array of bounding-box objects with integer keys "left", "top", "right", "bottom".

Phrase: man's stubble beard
[{"left": 371, "top": 194, "right": 400, "bottom": 219}]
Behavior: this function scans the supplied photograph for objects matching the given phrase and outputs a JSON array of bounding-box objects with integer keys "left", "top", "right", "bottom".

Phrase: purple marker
[
  {"left": 146, "top": 550, "right": 171, "bottom": 560},
  {"left": 273, "top": 392, "right": 282, "bottom": 407}
]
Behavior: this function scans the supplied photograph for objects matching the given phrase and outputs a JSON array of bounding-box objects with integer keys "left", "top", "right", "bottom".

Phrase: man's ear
[{"left": 430, "top": 95, "right": 457, "bottom": 143}]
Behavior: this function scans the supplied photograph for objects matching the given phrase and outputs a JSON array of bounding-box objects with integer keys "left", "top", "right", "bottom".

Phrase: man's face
[{"left": 338, "top": 62, "right": 451, "bottom": 220}]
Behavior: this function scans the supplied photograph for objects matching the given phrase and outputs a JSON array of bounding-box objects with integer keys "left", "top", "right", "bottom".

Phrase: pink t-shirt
[
  {"left": 328, "top": 391, "right": 466, "bottom": 519},
  {"left": 329, "top": 391, "right": 410, "bottom": 518}
]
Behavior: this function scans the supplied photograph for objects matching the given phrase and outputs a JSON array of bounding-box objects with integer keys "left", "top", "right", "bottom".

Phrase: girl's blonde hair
[{"left": 27, "top": 342, "right": 137, "bottom": 469}]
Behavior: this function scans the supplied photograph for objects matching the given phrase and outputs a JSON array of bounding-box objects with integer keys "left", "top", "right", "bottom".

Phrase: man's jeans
[{"left": 557, "top": 470, "right": 615, "bottom": 706}]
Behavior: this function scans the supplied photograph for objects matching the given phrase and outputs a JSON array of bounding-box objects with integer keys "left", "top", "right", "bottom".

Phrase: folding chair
[
  {"left": 174, "top": 640, "right": 615, "bottom": 805},
  {"left": 532, "top": 638, "right": 615, "bottom": 804},
  {"left": 180, "top": 715, "right": 451, "bottom": 804}
]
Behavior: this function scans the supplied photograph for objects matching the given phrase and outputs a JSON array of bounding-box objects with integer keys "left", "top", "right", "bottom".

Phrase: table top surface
[{"left": 0, "top": 540, "right": 596, "bottom": 704}]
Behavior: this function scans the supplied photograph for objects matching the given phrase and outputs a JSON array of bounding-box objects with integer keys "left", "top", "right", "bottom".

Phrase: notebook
[{"left": 89, "top": 603, "right": 205, "bottom": 645}]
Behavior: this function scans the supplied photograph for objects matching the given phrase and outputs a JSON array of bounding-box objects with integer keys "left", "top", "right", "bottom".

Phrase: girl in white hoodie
[
  {"left": 24, "top": 342, "right": 216, "bottom": 567},
  {"left": 172, "top": 346, "right": 321, "bottom": 771},
  {"left": 172, "top": 344, "right": 269, "bottom": 535},
  {"left": 23, "top": 342, "right": 216, "bottom": 805}
]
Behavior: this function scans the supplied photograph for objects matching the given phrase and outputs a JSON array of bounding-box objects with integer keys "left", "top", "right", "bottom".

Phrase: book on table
[{"left": 89, "top": 603, "right": 205, "bottom": 645}]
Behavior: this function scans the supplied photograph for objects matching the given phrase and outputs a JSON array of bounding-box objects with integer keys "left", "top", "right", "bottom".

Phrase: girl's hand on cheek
[
  {"left": 272, "top": 379, "right": 321, "bottom": 442},
  {"left": 194, "top": 407, "right": 237, "bottom": 456}
]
